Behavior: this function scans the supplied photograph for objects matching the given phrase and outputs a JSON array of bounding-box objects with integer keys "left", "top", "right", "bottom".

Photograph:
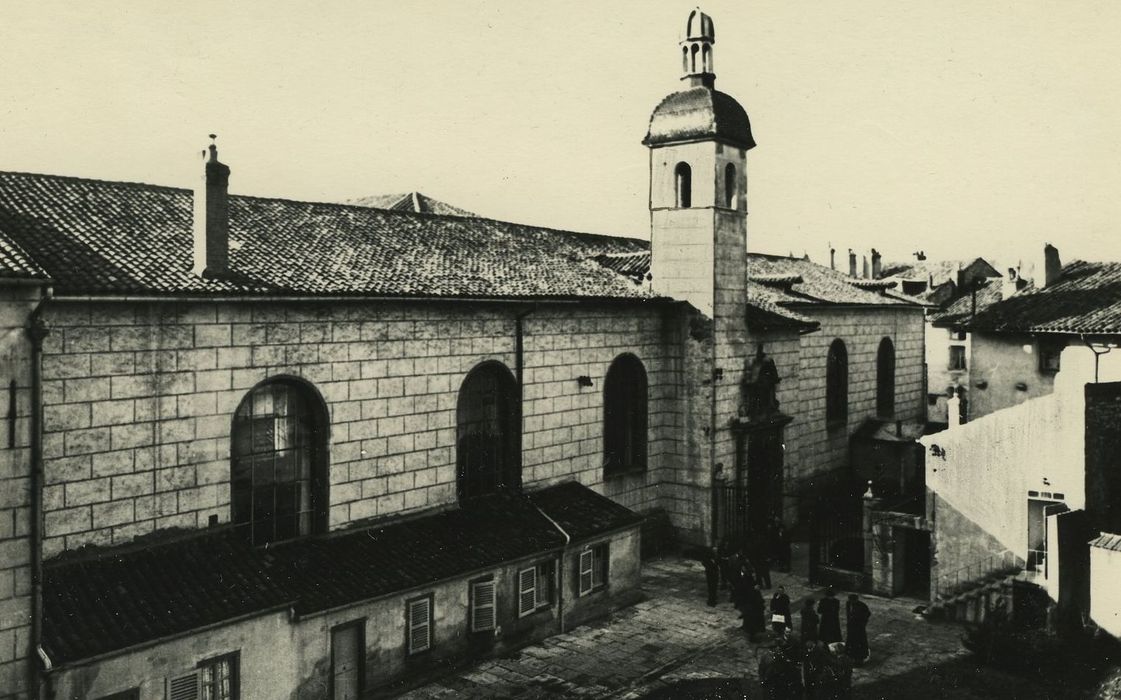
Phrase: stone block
[
  {"left": 111, "top": 472, "right": 152, "bottom": 500},
  {"left": 44, "top": 506, "right": 91, "bottom": 537},
  {"left": 110, "top": 422, "right": 155, "bottom": 451}
]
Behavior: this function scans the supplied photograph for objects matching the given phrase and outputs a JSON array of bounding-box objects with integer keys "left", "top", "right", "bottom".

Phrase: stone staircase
[{"left": 925, "top": 550, "right": 1029, "bottom": 623}]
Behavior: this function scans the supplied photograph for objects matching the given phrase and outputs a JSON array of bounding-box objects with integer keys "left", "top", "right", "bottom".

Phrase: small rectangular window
[
  {"left": 198, "top": 652, "right": 239, "bottom": 700},
  {"left": 1039, "top": 341, "right": 1062, "bottom": 373},
  {"left": 948, "top": 345, "right": 967, "bottom": 371},
  {"left": 470, "top": 579, "right": 496, "bottom": 632},
  {"left": 578, "top": 545, "right": 609, "bottom": 596},
  {"left": 406, "top": 596, "right": 432, "bottom": 655}
]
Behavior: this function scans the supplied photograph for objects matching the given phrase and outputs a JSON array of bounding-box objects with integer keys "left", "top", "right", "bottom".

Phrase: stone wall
[
  {"left": 784, "top": 306, "right": 926, "bottom": 490},
  {"left": 37, "top": 299, "right": 690, "bottom": 557},
  {"left": 969, "top": 331, "right": 1060, "bottom": 420},
  {"left": 0, "top": 288, "right": 39, "bottom": 700}
]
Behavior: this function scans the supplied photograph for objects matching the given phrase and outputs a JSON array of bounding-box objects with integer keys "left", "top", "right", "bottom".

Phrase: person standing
[
  {"left": 799, "top": 597, "right": 819, "bottom": 644},
  {"left": 817, "top": 586, "right": 842, "bottom": 645},
  {"left": 744, "top": 583, "right": 767, "bottom": 640},
  {"left": 770, "top": 585, "right": 793, "bottom": 637},
  {"left": 845, "top": 593, "right": 871, "bottom": 665},
  {"left": 701, "top": 549, "right": 720, "bottom": 607}
]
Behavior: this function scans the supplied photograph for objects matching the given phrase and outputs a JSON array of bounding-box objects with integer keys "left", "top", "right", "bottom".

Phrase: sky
[{"left": 2, "top": 1, "right": 1120, "bottom": 269}]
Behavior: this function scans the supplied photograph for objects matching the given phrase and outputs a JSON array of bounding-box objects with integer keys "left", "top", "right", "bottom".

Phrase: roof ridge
[{"left": 0, "top": 169, "right": 189, "bottom": 195}]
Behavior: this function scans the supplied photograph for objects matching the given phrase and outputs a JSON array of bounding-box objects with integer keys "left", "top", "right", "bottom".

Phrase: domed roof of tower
[
  {"left": 643, "top": 86, "right": 755, "bottom": 150},
  {"left": 686, "top": 9, "right": 715, "bottom": 42}
]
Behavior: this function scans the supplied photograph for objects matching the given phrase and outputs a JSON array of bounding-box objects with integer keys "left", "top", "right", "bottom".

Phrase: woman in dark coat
[
  {"left": 817, "top": 586, "right": 843, "bottom": 644},
  {"left": 800, "top": 597, "right": 819, "bottom": 643},
  {"left": 845, "top": 594, "right": 871, "bottom": 664}
]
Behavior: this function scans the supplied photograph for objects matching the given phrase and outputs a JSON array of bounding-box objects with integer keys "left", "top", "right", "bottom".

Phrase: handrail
[{"left": 932, "top": 549, "right": 1022, "bottom": 600}]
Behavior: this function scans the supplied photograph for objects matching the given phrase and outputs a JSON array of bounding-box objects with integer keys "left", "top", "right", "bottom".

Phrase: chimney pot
[
  {"left": 871, "top": 248, "right": 882, "bottom": 278},
  {"left": 848, "top": 249, "right": 857, "bottom": 278},
  {"left": 862, "top": 255, "right": 870, "bottom": 279}
]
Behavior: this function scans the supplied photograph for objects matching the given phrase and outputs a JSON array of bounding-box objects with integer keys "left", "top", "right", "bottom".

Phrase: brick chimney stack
[
  {"left": 848, "top": 249, "right": 857, "bottom": 278},
  {"left": 193, "top": 135, "right": 231, "bottom": 277},
  {"left": 862, "top": 255, "right": 870, "bottom": 279},
  {"left": 871, "top": 249, "right": 881, "bottom": 278},
  {"left": 829, "top": 246, "right": 836, "bottom": 271},
  {"left": 1043, "top": 243, "right": 1061, "bottom": 288}
]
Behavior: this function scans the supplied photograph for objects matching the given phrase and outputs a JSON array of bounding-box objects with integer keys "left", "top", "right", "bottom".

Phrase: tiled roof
[
  {"left": 591, "top": 251, "right": 651, "bottom": 282},
  {"left": 929, "top": 280, "right": 1006, "bottom": 327},
  {"left": 747, "top": 254, "right": 922, "bottom": 308},
  {"left": 643, "top": 87, "right": 756, "bottom": 150},
  {"left": 42, "top": 530, "right": 291, "bottom": 666},
  {"left": 0, "top": 171, "right": 650, "bottom": 299},
  {"left": 1090, "top": 532, "right": 1121, "bottom": 552},
  {"left": 345, "top": 192, "right": 477, "bottom": 217},
  {"left": 0, "top": 230, "right": 49, "bottom": 279},
  {"left": 43, "top": 487, "right": 589, "bottom": 665},
  {"left": 964, "top": 260, "right": 1121, "bottom": 335},
  {"left": 528, "top": 481, "right": 646, "bottom": 542}
]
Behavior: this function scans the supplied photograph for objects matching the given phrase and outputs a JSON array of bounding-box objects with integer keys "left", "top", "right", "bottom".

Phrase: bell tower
[
  {"left": 643, "top": 8, "right": 754, "bottom": 319},
  {"left": 644, "top": 9, "right": 755, "bottom": 546}
]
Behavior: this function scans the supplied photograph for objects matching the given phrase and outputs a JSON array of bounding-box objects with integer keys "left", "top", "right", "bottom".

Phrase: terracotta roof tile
[
  {"left": 0, "top": 171, "right": 650, "bottom": 299},
  {"left": 965, "top": 260, "right": 1121, "bottom": 335},
  {"left": 528, "top": 481, "right": 645, "bottom": 542}
]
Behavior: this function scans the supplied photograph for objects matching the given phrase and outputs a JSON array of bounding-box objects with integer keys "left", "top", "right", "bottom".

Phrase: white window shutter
[
  {"left": 471, "top": 580, "right": 496, "bottom": 632},
  {"left": 578, "top": 550, "right": 594, "bottom": 596},
  {"left": 408, "top": 598, "right": 431, "bottom": 653},
  {"left": 517, "top": 567, "right": 537, "bottom": 616},
  {"left": 167, "top": 671, "right": 199, "bottom": 700}
]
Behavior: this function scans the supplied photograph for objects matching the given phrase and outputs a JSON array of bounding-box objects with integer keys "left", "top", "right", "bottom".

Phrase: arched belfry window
[
  {"left": 457, "top": 361, "right": 520, "bottom": 500},
  {"left": 724, "top": 162, "right": 737, "bottom": 208},
  {"left": 826, "top": 339, "right": 848, "bottom": 429},
  {"left": 682, "top": 46, "right": 689, "bottom": 74},
  {"left": 675, "top": 162, "right": 692, "bottom": 208},
  {"left": 231, "top": 378, "right": 328, "bottom": 546},
  {"left": 603, "top": 354, "right": 648, "bottom": 477},
  {"left": 877, "top": 337, "right": 896, "bottom": 418}
]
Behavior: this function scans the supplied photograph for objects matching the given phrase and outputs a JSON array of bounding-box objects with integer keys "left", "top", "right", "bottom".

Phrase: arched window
[
  {"left": 231, "top": 378, "right": 328, "bottom": 546},
  {"left": 702, "top": 44, "right": 711, "bottom": 72},
  {"left": 675, "top": 162, "right": 692, "bottom": 208},
  {"left": 682, "top": 46, "right": 689, "bottom": 74},
  {"left": 457, "top": 362, "right": 520, "bottom": 500},
  {"left": 690, "top": 43, "right": 699, "bottom": 72},
  {"left": 724, "top": 162, "right": 737, "bottom": 208},
  {"left": 877, "top": 337, "right": 896, "bottom": 418},
  {"left": 826, "top": 339, "right": 848, "bottom": 428},
  {"left": 603, "top": 354, "right": 648, "bottom": 477}
]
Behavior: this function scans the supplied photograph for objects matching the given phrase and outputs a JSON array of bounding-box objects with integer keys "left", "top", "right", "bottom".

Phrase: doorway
[
  {"left": 746, "top": 428, "right": 784, "bottom": 533},
  {"left": 1027, "top": 497, "right": 1062, "bottom": 573},
  {"left": 892, "top": 528, "right": 931, "bottom": 597}
]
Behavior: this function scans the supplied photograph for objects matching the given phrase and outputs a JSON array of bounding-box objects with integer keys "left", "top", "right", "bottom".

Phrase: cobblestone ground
[{"left": 396, "top": 558, "right": 1090, "bottom": 699}]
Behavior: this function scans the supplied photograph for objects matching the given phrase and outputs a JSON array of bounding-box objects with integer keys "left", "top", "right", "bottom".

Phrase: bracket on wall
[{"left": 576, "top": 375, "right": 593, "bottom": 388}]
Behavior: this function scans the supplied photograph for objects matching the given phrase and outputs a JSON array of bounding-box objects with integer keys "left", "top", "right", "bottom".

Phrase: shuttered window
[
  {"left": 407, "top": 596, "right": 432, "bottom": 655},
  {"left": 470, "top": 579, "right": 497, "bottom": 632},
  {"left": 517, "top": 567, "right": 537, "bottom": 617},
  {"left": 578, "top": 545, "right": 609, "bottom": 596},
  {"left": 199, "top": 654, "right": 238, "bottom": 700},
  {"left": 167, "top": 674, "right": 198, "bottom": 700}
]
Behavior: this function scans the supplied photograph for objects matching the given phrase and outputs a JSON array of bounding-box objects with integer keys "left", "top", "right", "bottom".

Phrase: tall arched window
[
  {"left": 675, "top": 162, "right": 692, "bottom": 208},
  {"left": 457, "top": 362, "right": 520, "bottom": 500},
  {"left": 877, "top": 337, "right": 896, "bottom": 418},
  {"left": 724, "top": 162, "right": 737, "bottom": 208},
  {"left": 231, "top": 378, "right": 328, "bottom": 546},
  {"left": 826, "top": 339, "right": 848, "bottom": 428},
  {"left": 603, "top": 354, "right": 648, "bottom": 477},
  {"left": 682, "top": 46, "right": 689, "bottom": 74}
]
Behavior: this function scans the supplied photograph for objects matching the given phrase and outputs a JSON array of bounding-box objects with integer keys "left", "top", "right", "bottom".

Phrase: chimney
[
  {"left": 1042, "top": 244, "right": 1061, "bottom": 288},
  {"left": 871, "top": 248, "right": 881, "bottom": 278},
  {"left": 829, "top": 246, "right": 836, "bottom": 271},
  {"left": 193, "top": 135, "right": 231, "bottom": 277},
  {"left": 862, "top": 255, "right": 870, "bottom": 279},
  {"left": 848, "top": 249, "right": 857, "bottom": 278},
  {"left": 1001, "top": 267, "right": 1020, "bottom": 300}
]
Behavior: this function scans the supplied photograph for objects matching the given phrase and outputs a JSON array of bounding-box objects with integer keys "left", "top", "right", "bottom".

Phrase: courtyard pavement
[{"left": 394, "top": 557, "right": 1089, "bottom": 699}]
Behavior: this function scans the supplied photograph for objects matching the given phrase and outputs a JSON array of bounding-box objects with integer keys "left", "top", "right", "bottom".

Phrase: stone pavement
[{"left": 396, "top": 557, "right": 1082, "bottom": 699}]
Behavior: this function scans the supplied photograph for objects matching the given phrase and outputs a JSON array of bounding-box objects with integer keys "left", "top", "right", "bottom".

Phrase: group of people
[{"left": 690, "top": 541, "right": 874, "bottom": 699}]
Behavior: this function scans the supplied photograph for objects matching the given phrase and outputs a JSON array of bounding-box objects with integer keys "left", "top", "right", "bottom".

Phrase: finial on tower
[{"left": 682, "top": 8, "right": 716, "bottom": 88}]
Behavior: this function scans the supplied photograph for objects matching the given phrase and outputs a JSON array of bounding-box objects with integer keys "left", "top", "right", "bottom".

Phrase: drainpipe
[
  {"left": 514, "top": 306, "right": 536, "bottom": 490},
  {"left": 28, "top": 287, "right": 52, "bottom": 698},
  {"left": 532, "top": 504, "right": 571, "bottom": 634}
]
